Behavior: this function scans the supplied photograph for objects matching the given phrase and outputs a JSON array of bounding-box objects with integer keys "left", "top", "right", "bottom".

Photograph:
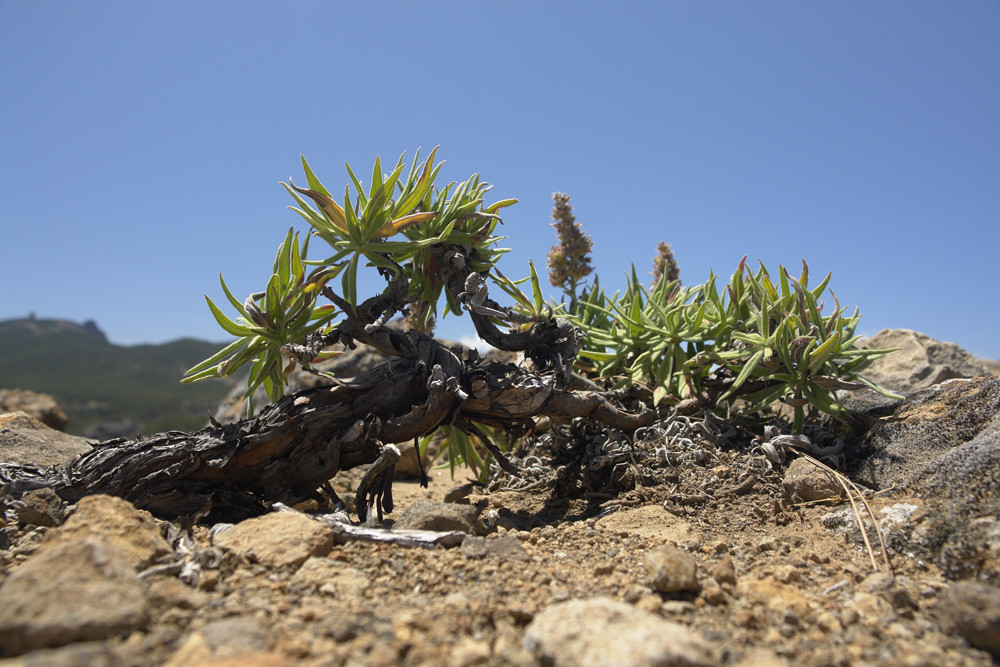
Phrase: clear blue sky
[{"left": 2, "top": 2, "right": 998, "bottom": 359}]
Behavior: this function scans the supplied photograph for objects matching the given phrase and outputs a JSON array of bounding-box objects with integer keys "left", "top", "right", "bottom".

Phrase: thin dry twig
[{"left": 798, "top": 452, "right": 893, "bottom": 575}]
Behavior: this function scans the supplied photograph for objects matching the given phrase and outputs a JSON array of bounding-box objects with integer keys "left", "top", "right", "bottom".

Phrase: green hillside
[{"left": 0, "top": 318, "right": 235, "bottom": 437}]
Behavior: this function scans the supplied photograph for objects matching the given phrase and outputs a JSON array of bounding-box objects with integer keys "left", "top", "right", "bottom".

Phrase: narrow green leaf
[
  {"left": 300, "top": 155, "right": 333, "bottom": 198},
  {"left": 721, "top": 348, "right": 764, "bottom": 400},
  {"left": 183, "top": 337, "right": 248, "bottom": 378},
  {"left": 206, "top": 296, "right": 255, "bottom": 337},
  {"left": 219, "top": 274, "right": 249, "bottom": 318},
  {"left": 529, "top": 260, "right": 544, "bottom": 315}
]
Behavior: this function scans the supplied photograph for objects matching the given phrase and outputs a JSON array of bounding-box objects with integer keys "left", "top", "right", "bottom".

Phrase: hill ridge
[{"left": 0, "top": 317, "right": 233, "bottom": 437}]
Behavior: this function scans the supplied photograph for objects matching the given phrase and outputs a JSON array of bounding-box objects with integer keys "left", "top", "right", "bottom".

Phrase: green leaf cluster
[
  {"left": 181, "top": 228, "right": 340, "bottom": 415},
  {"left": 575, "top": 256, "right": 899, "bottom": 432},
  {"left": 185, "top": 149, "right": 517, "bottom": 413},
  {"left": 283, "top": 148, "right": 514, "bottom": 319}
]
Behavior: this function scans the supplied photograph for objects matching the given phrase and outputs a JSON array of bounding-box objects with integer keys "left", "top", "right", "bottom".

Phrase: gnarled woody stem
[{"left": 0, "top": 247, "right": 662, "bottom": 521}]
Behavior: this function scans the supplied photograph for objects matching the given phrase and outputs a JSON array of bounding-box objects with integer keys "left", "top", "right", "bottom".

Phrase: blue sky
[{"left": 2, "top": 2, "right": 998, "bottom": 359}]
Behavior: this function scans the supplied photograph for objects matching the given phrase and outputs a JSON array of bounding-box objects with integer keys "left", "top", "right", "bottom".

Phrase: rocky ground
[{"left": 1, "top": 329, "right": 999, "bottom": 666}]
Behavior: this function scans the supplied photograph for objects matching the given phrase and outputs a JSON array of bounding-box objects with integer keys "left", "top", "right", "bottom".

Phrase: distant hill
[{"left": 0, "top": 317, "right": 235, "bottom": 437}]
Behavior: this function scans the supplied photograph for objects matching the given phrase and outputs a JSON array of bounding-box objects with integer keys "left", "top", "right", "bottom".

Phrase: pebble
[
  {"left": 709, "top": 557, "right": 737, "bottom": 585},
  {"left": 642, "top": 544, "right": 699, "bottom": 593},
  {"left": 14, "top": 487, "right": 65, "bottom": 527},
  {"left": 782, "top": 456, "right": 843, "bottom": 503}
]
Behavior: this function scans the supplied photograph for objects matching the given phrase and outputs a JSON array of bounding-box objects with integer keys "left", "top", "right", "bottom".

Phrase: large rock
[
  {"left": 934, "top": 581, "right": 1000, "bottom": 658},
  {"left": 0, "top": 411, "right": 92, "bottom": 466},
  {"left": 393, "top": 499, "right": 483, "bottom": 534},
  {"left": 524, "top": 597, "right": 716, "bottom": 666},
  {"left": 42, "top": 494, "right": 172, "bottom": 570},
  {"left": 854, "top": 376, "right": 1000, "bottom": 582},
  {"left": 0, "top": 537, "right": 150, "bottom": 656},
  {"left": 0, "top": 389, "right": 68, "bottom": 431},
  {"left": 212, "top": 511, "right": 334, "bottom": 568},
  {"left": 859, "top": 329, "right": 989, "bottom": 394}
]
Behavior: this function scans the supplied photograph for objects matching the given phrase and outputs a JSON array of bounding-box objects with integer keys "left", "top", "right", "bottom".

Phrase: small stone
[
  {"left": 702, "top": 585, "right": 728, "bottom": 605},
  {"left": 393, "top": 499, "right": 482, "bottom": 534},
  {"left": 200, "top": 615, "right": 273, "bottom": 657},
  {"left": 709, "top": 557, "right": 737, "bottom": 585},
  {"left": 756, "top": 538, "right": 778, "bottom": 552},
  {"left": 162, "top": 622, "right": 282, "bottom": 667},
  {"left": 447, "top": 638, "right": 491, "bottom": 667},
  {"left": 737, "top": 578, "right": 813, "bottom": 623},
  {"left": 593, "top": 562, "right": 614, "bottom": 576},
  {"left": 15, "top": 487, "right": 66, "bottom": 527},
  {"left": 635, "top": 594, "right": 663, "bottom": 615},
  {"left": 0, "top": 537, "right": 150, "bottom": 656},
  {"left": 934, "top": 581, "right": 1000, "bottom": 657},
  {"left": 146, "top": 576, "right": 209, "bottom": 611},
  {"left": 772, "top": 564, "right": 801, "bottom": 584},
  {"left": 460, "top": 535, "right": 490, "bottom": 558},
  {"left": 730, "top": 605, "right": 757, "bottom": 629},
  {"left": 462, "top": 533, "right": 530, "bottom": 561},
  {"left": 642, "top": 544, "right": 699, "bottom": 593},
  {"left": 782, "top": 457, "right": 843, "bottom": 504},
  {"left": 212, "top": 511, "right": 333, "bottom": 569},
  {"left": 289, "top": 557, "right": 368, "bottom": 598},
  {"left": 660, "top": 600, "right": 696, "bottom": 616},
  {"left": 524, "top": 597, "right": 716, "bottom": 667},
  {"left": 816, "top": 611, "right": 843, "bottom": 634}
]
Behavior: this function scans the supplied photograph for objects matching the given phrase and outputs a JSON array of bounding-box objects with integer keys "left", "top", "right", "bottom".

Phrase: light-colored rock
[
  {"left": 595, "top": 503, "right": 697, "bottom": 543},
  {"left": 0, "top": 641, "right": 120, "bottom": 666},
  {"left": 162, "top": 616, "right": 277, "bottom": 667},
  {"left": 0, "top": 389, "right": 68, "bottom": 431},
  {"left": 737, "top": 577, "right": 814, "bottom": 622},
  {"left": 393, "top": 499, "right": 482, "bottom": 534},
  {"left": 0, "top": 411, "right": 92, "bottom": 466},
  {"left": 43, "top": 494, "right": 171, "bottom": 570},
  {"left": 980, "top": 357, "right": 1000, "bottom": 378},
  {"left": 0, "top": 537, "right": 150, "bottom": 656},
  {"left": 212, "top": 511, "right": 333, "bottom": 568},
  {"left": 859, "top": 329, "right": 988, "bottom": 394},
  {"left": 146, "top": 576, "right": 210, "bottom": 611},
  {"left": 934, "top": 581, "right": 1000, "bottom": 658},
  {"left": 288, "top": 557, "right": 368, "bottom": 598},
  {"left": 460, "top": 534, "right": 531, "bottom": 562},
  {"left": 524, "top": 597, "right": 716, "bottom": 667},
  {"left": 643, "top": 544, "right": 699, "bottom": 593},
  {"left": 782, "top": 457, "right": 843, "bottom": 504}
]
